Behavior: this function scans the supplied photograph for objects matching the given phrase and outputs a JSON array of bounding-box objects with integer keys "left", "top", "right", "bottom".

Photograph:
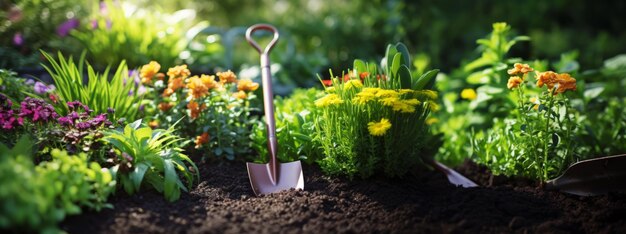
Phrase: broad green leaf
[
  {"left": 163, "top": 159, "right": 180, "bottom": 202},
  {"left": 413, "top": 69, "right": 439, "bottom": 90},
  {"left": 131, "top": 162, "right": 151, "bottom": 190},
  {"left": 395, "top": 42, "right": 411, "bottom": 68},
  {"left": 398, "top": 64, "right": 412, "bottom": 89},
  {"left": 353, "top": 59, "right": 366, "bottom": 75}
]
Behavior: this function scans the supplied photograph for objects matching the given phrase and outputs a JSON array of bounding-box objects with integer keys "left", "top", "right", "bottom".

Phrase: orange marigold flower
[
  {"left": 167, "top": 65, "right": 191, "bottom": 79},
  {"left": 554, "top": 73, "right": 577, "bottom": 94},
  {"left": 140, "top": 61, "right": 161, "bottom": 84},
  {"left": 233, "top": 90, "right": 247, "bottom": 99},
  {"left": 507, "top": 63, "right": 534, "bottom": 75},
  {"left": 187, "top": 76, "right": 209, "bottom": 99},
  {"left": 536, "top": 71, "right": 559, "bottom": 90},
  {"left": 156, "top": 73, "right": 165, "bottom": 81},
  {"left": 507, "top": 76, "right": 523, "bottom": 89},
  {"left": 200, "top": 75, "right": 217, "bottom": 89},
  {"left": 158, "top": 102, "right": 173, "bottom": 112},
  {"left": 187, "top": 100, "right": 206, "bottom": 119},
  {"left": 237, "top": 79, "right": 259, "bottom": 92},
  {"left": 162, "top": 88, "right": 174, "bottom": 97},
  {"left": 148, "top": 120, "right": 159, "bottom": 129},
  {"left": 195, "top": 132, "right": 210, "bottom": 149},
  {"left": 167, "top": 77, "right": 185, "bottom": 91},
  {"left": 217, "top": 70, "right": 237, "bottom": 84},
  {"left": 359, "top": 72, "right": 370, "bottom": 79}
]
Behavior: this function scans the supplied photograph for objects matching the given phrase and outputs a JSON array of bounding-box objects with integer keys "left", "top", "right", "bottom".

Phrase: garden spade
[
  {"left": 546, "top": 154, "right": 626, "bottom": 196},
  {"left": 245, "top": 24, "right": 304, "bottom": 196},
  {"left": 424, "top": 158, "right": 478, "bottom": 188}
]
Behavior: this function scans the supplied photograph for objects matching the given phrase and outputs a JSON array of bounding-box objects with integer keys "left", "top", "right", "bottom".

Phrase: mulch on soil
[{"left": 61, "top": 159, "right": 626, "bottom": 233}]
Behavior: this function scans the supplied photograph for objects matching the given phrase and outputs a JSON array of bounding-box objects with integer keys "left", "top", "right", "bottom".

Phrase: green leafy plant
[
  {"left": 41, "top": 51, "right": 143, "bottom": 120},
  {"left": 472, "top": 64, "right": 580, "bottom": 181},
  {"left": 252, "top": 88, "right": 323, "bottom": 164},
  {"left": 0, "top": 137, "right": 115, "bottom": 232},
  {"left": 102, "top": 119, "right": 198, "bottom": 202},
  {"left": 314, "top": 43, "right": 439, "bottom": 179}
]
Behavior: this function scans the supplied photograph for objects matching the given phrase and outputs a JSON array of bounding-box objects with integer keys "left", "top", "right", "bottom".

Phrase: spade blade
[{"left": 546, "top": 154, "right": 626, "bottom": 196}]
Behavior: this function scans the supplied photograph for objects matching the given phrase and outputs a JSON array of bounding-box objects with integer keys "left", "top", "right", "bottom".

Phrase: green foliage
[
  {"left": 41, "top": 51, "right": 143, "bottom": 120},
  {"left": 102, "top": 119, "right": 198, "bottom": 202},
  {"left": 0, "top": 69, "right": 34, "bottom": 104},
  {"left": 252, "top": 88, "right": 323, "bottom": 164},
  {"left": 70, "top": 0, "right": 200, "bottom": 69},
  {"left": 314, "top": 43, "right": 439, "bottom": 179},
  {"left": 0, "top": 137, "right": 115, "bottom": 232}
]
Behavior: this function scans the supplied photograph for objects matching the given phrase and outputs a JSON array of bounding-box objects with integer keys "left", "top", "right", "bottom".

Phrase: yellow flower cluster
[
  {"left": 314, "top": 94, "right": 344, "bottom": 107},
  {"left": 367, "top": 118, "right": 392, "bottom": 136},
  {"left": 343, "top": 79, "right": 363, "bottom": 90},
  {"left": 140, "top": 61, "right": 161, "bottom": 84},
  {"left": 345, "top": 87, "right": 434, "bottom": 114}
]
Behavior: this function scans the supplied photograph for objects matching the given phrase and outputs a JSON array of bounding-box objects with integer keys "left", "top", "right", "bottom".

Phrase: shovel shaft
[{"left": 246, "top": 24, "right": 280, "bottom": 184}]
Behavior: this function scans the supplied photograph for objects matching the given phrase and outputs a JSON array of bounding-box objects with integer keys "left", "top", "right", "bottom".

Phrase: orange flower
[
  {"left": 359, "top": 72, "right": 370, "bottom": 79},
  {"left": 195, "top": 132, "right": 210, "bottom": 149},
  {"left": 187, "top": 100, "right": 206, "bottom": 119},
  {"left": 158, "top": 102, "right": 173, "bottom": 112},
  {"left": 168, "top": 77, "right": 185, "bottom": 91},
  {"left": 140, "top": 61, "right": 161, "bottom": 84},
  {"left": 167, "top": 65, "right": 191, "bottom": 79},
  {"left": 237, "top": 79, "right": 259, "bottom": 92},
  {"left": 554, "top": 73, "right": 576, "bottom": 94},
  {"left": 233, "top": 90, "right": 247, "bottom": 99},
  {"left": 148, "top": 120, "right": 159, "bottom": 129},
  {"left": 156, "top": 73, "right": 165, "bottom": 81},
  {"left": 507, "top": 76, "right": 523, "bottom": 89},
  {"left": 187, "top": 76, "right": 209, "bottom": 99},
  {"left": 217, "top": 70, "right": 237, "bottom": 84},
  {"left": 507, "top": 63, "right": 534, "bottom": 75},
  {"left": 536, "top": 71, "right": 559, "bottom": 89},
  {"left": 200, "top": 75, "right": 217, "bottom": 89},
  {"left": 162, "top": 88, "right": 174, "bottom": 97}
]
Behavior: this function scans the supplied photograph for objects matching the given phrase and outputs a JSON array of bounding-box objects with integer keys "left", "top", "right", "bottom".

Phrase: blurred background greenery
[{"left": 1, "top": 0, "right": 625, "bottom": 90}]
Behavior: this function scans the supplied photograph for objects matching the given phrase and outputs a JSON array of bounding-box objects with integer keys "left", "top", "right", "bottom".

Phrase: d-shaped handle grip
[{"left": 245, "top": 24, "right": 279, "bottom": 56}]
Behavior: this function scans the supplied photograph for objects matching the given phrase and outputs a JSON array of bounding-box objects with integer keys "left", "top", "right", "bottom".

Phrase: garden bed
[{"left": 61, "top": 158, "right": 626, "bottom": 233}]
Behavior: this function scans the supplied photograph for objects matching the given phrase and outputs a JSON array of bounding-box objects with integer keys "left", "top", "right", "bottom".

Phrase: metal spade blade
[{"left": 546, "top": 154, "right": 626, "bottom": 196}]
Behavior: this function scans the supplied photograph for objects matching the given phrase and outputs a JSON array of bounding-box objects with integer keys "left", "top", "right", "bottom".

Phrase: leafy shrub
[
  {"left": 0, "top": 69, "right": 35, "bottom": 102},
  {"left": 0, "top": 137, "right": 115, "bottom": 232},
  {"left": 42, "top": 51, "right": 144, "bottom": 120},
  {"left": 472, "top": 64, "right": 580, "bottom": 181},
  {"left": 314, "top": 43, "right": 439, "bottom": 179},
  {"left": 252, "top": 88, "right": 323, "bottom": 164},
  {"left": 141, "top": 61, "right": 260, "bottom": 160},
  {"left": 102, "top": 119, "right": 198, "bottom": 202}
]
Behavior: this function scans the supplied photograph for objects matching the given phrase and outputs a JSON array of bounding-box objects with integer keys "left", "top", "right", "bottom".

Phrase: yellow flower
[
  {"left": 361, "top": 87, "right": 381, "bottom": 95},
  {"left": 352, "top": 91, "right": 376, "bottom": 105},
  {"left": 379, "top": 97, "right": 399, "bottom": 107},
  {"left": 167, "top": 65, "right": 191, "bottom": 79},
  {"left": 140, "top": 61, "right": 161, "bottom": 84},
  {"left": 507, "top": 76, "right": 523, "bottom": 89},
  {"left": 233, "top": 90, "right": 247, "bottom": 99},
  {"left": 237, "top": 79, "right": 260, "bottom": 92},
  {"left": 195, "top": 132, "right": 210, "bottom": 149},
  {"left": 460, "top": 88, "right": 477, "bottom": 100},
  {"left": 325, "top": 86, "right": 336, "bottom": 93},
  {"left": 536, "top": 71, "right": 558, "bottom": 89},
  {"left": 368, "top": 118, "right": 392, "bottom": 136},
  {"left": 507, "top": 63, "right": 534, "bottom": 75},
  {"left": 200, "top": 75, "right": 217, "bottom": 89},
  {"left": 426, "top": 117, "right": 438, "bottom": 125},
  {"left": 343, "top": 79, "right": 363, "bottom": 90},
  {"left": 399, "top": 89, "right": 414, "bottom": 95},
  {"left": 314, "top": 94, "right": 344, "bottom": 107},
  {"left": 391, "top": 102, "right": 415, "bottom": 113},
  {"left": 415, "top": 90, "right": 438, "bottom": 101},
  {"left": 217, "top": 70, "right": 237, "bottom": 84},
  {"left": 427, "top": 101, "right": 440, "bottom": 112},
  {"left": 186, "top": 76, "right": 209, "bottom": 99},
  {"left": 402, "top": 99, "right": 420, "bottom": 106},
  {"left": 375, "top": 89, "right": 399, "bottom": 98}
]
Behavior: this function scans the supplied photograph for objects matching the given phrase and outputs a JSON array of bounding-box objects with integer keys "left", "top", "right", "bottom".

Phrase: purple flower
[
  {"left": 107, "top": 107, "right": 115, "bottom": 114},
  {"left": 13, "top": 33, "right": 23, "bottom": 46},
  {"left": 19, "top": 97, "right": 58, "bottom": 123},
  {"left": 75, "top": 121, "right": 92, "bottom": 130},
  {"left": 34, "top": 82, "right": 55, "bottom": 94},
  {"left": 25, "top": 79, "right": 35, "bottom": 85},
  {"left": 138, "top": 85, "right": 147, "bottom": 95},
  {"left": 57, "top": 116, "right": 74, "bottom": 126},
  {"left": 56, "top": 18, "right": 80, "bottom": 37},
  {"left": 0, "top": 95, "right": 18, "bottom": 130},
  {"left": 87, "top": 113, "right": 107, "bottom": 127},
  {"left": 67, "top": 101, "right": 91, "bottom": 113}
]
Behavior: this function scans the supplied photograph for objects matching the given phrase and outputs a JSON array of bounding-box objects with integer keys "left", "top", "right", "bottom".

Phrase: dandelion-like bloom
[
  {"left": 361, "top": 87, "right": 381, "bottom": 95},
  {"left": 379, "top": 97, "right": 399, "bottom": 107},
  {"left": 233, "top": 90, "right": 247, "bottom": 99},
  {"left": 352, "top": 91, "right": 376, "bottom": 105},
  {"left": 187, "top": 100, "right": 206, "bottom": 119},
  {"left": 140, "top": 61, "right": 161, "bottom": 84},
  {"left": 237, "top": 79, "right": 260, "bottom": 92},
  {"left": 167, "top": 65, "right": 191, "bottom": 79},
  {"left": 343, "top": 79, "right": 363, "bottom": 90},
  {"left": 460, "top": 88, "right": 477, "bottom": 100},
  {"left": 217, "top": 70, "right": 237, "bottom": 84},
  {"left": 536, "top": 71, "right": 559, "bottom": 89},
  {"left": 158, "top": 102, "right": 173, "bottom": 112},
  {"left": 427, "top": 101, "right": 440, "bottom": 112},
  {"left": 195, "top": 132, "right": 210, "bottom": 149},
  {"left": 507, "top": 76, "right": 523, "bottom": 89},
  {"left": 554, "top": 73, "right": 577, "bottom": 94},
  {"left": 507, "top": 63, "right": 534, "bottom": 75},
  {"left": 187, "top": 76, "right": 209, "bottom": 99},
  {"left": 391, "top": 102, "right": 415, "bottom": 113},
  {"left": 375, "top": 89, "right": 399, "bottom": 98},
  {"left": 415, "top": 90, "right": 438, "bottom": 101},
  {"left": 314, "top": 94, "right": 344, "bottom": 107},
  {"left": 399, "top": 89, "right": 414, "bottom": 95},
  {"left": 368, "top": 118, "right": 392, "bottom": 136},
  {"left": 325, "top": 86, "right": 336, "bottom": 93}
]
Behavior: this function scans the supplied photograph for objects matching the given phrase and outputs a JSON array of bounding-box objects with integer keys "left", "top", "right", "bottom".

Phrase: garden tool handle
[{"left": 246, "top": 24, "right": 280, "bottom": 181}]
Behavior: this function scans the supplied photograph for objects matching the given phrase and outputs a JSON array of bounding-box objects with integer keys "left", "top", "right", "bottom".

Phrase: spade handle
[{"left": 245, "top": 24, "right": 280, "bottom": 183}]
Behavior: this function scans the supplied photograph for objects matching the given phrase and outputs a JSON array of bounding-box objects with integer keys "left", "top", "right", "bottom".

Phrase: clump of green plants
[
  {"left": 102, "top": 119, "right": 198, "bottom": 202},
  {"left": 140, "top": 61, "right": 260, "bottom": 160},
  {"left": 314, "top": 43, "right": 439, "bottom": 179},
  {"left": 472, "top": 63, "right": 580, "bottom": 181},
  {"left": 252, "top": 88, "right": 323, "bottom": 164},
  {"left": 41, "top": 51, "right": 144, "bottom": 120},
  {"left": 0, "top": 137, "right": 115, "bottom": 233}
]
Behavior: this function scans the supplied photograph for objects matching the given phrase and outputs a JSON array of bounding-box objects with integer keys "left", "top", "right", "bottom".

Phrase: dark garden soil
[{"left": 61, "top": 158, "right": 626, "bottom": 233}]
